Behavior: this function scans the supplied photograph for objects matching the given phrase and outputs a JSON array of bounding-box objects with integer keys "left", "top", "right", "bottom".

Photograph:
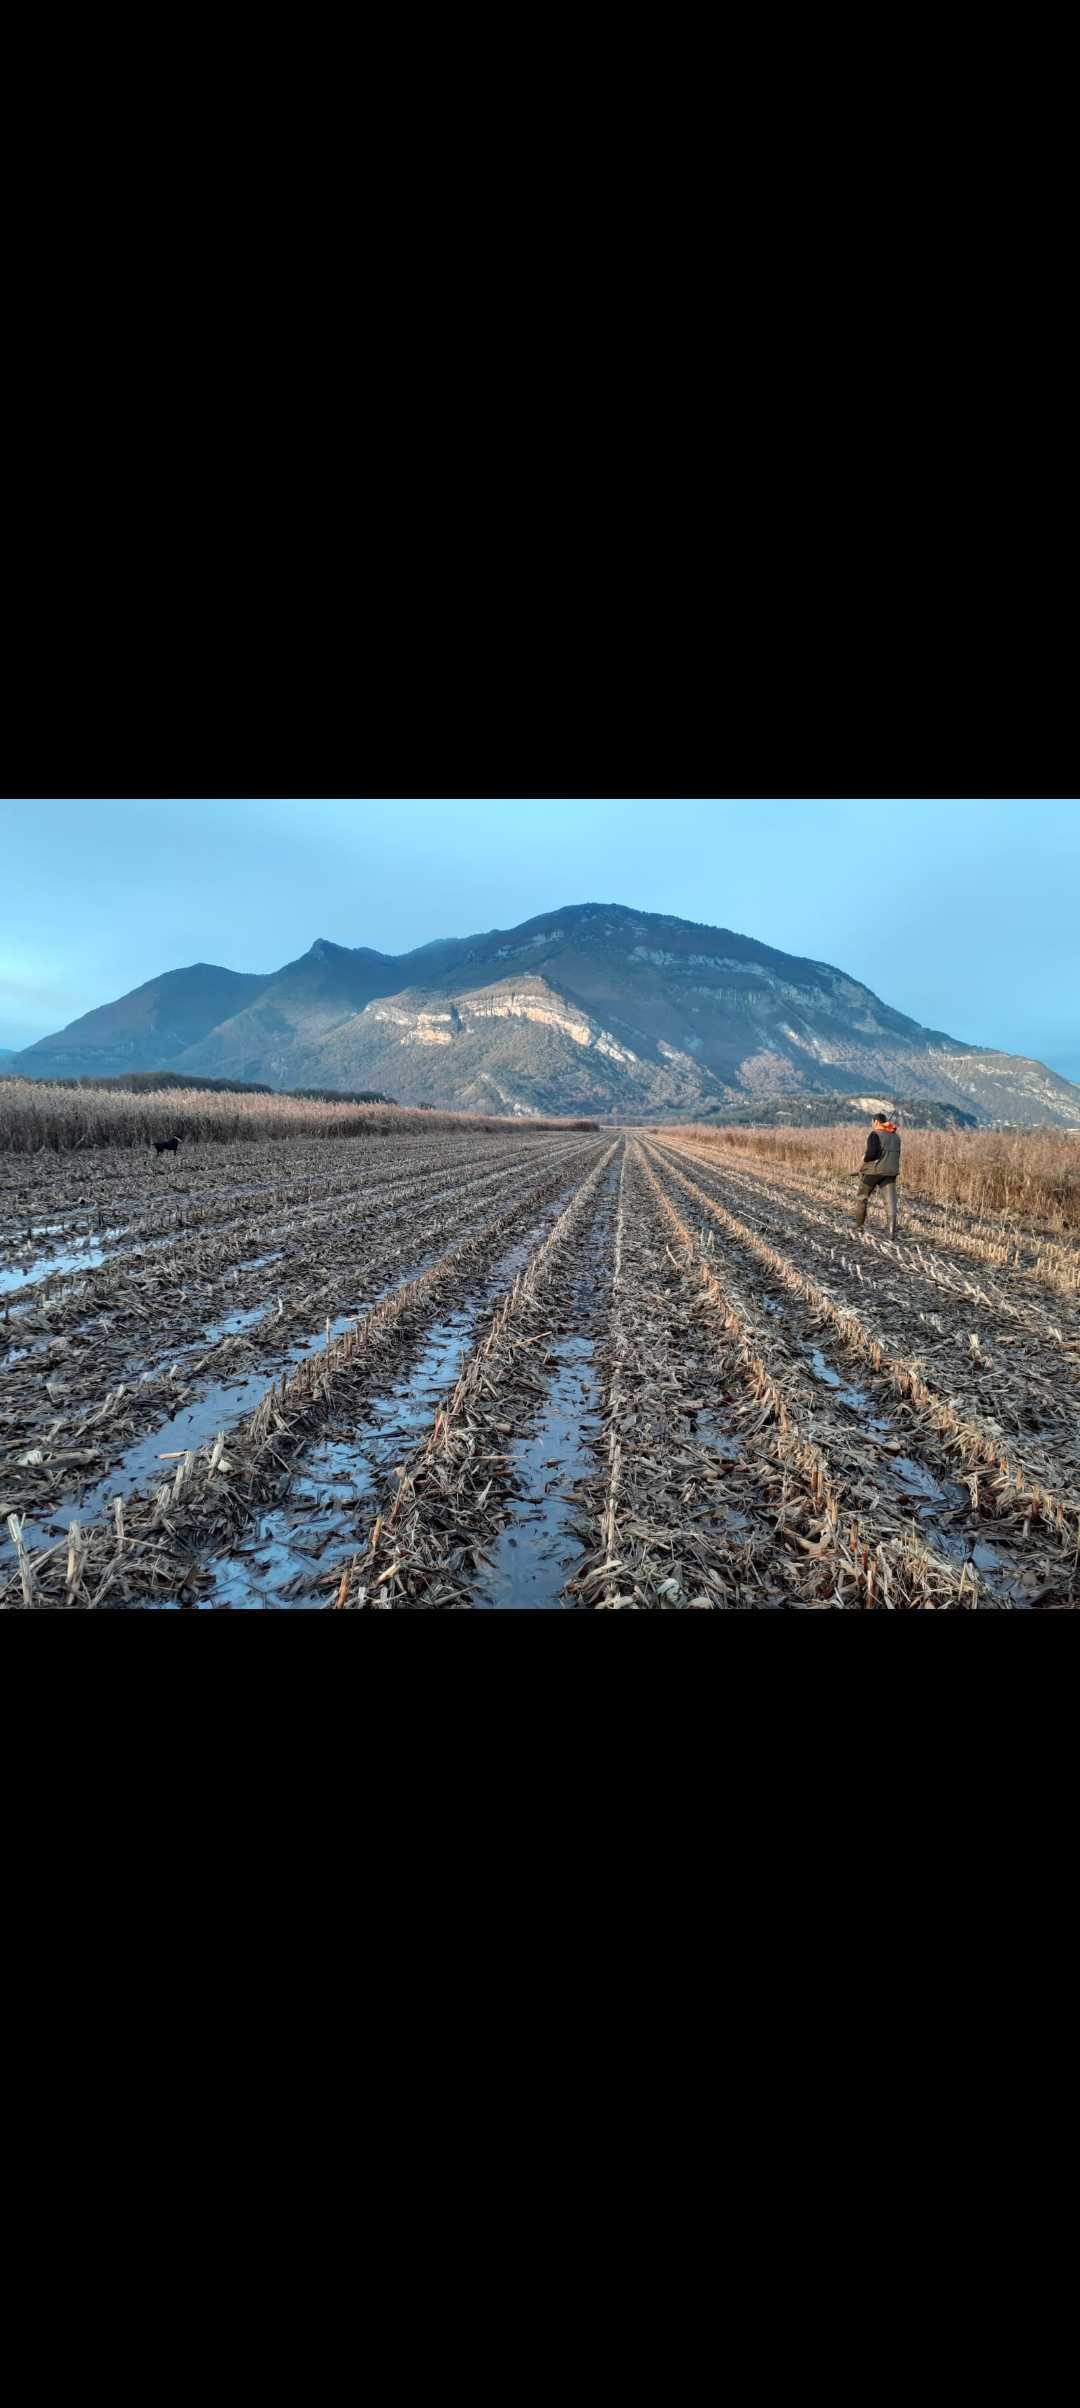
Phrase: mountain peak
[{"left": 7, "top": 902, "right": 1079, "bottom": 1127}]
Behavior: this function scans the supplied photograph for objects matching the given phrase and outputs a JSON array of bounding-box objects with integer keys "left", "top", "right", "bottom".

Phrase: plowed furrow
[
  {"left": 334, "top": 1146, "right": 620, "bottom": 1609},
  {"left": 683, "top": 1140, "right": 1080, "bottom": 1301},
  {"left": 2, "top": 1142, "right": 606, "bottom": 1607},
  {"left": 658, "top": 1142, "right": 1080, "bottom": 1390},
  {"left": 603, "top": 1144, "right": 983, "bottom": 1609},
  {"left": 647, "top": 1143, "right": 1080, "bottom": 1561},
  {"left": 2, "top": 1135, "right": 582, "bottom": 1335},
  {"left": 0, "top": 1142, "right": 594, "bottom": 1536},
  {"left": 672, "top": 1145, "right": 1077, "bottom": 1347}
]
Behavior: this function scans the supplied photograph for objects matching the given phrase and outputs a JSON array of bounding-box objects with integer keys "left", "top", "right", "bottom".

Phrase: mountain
[
  {"left": 161, "top": 941, "right": 408, "bottom": 1087},
  {"left": 8, "top": 963, "right": 272, "bottom": 1081},
  {"left": 8, "top": 903, "right": 1080, "bottom": 1127},
  {"left": 716, "top": 1093, "right": 978, "bottom": 1131}
]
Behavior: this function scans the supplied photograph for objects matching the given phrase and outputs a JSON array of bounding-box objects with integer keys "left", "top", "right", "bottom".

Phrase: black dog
[{"left": 154, "top": 1137, "right": 181, "bottom": 1155}]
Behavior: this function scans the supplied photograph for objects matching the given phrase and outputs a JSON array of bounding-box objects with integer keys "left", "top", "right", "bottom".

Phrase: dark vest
[{"left": 868, "top": 1126, "right": 901, "bottom": 1180}]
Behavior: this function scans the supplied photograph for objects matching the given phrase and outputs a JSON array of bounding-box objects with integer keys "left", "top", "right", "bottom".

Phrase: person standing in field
[{"left": 853, "top": 1111, "right": 901, "bottom": 1235}]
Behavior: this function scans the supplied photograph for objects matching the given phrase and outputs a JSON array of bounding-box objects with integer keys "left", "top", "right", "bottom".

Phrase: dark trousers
[{"left": 854, "top": 1175, "right": 897, "bottom": 1235}]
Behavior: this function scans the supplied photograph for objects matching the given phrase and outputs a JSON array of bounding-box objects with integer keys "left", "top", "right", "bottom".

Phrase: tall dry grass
[
  {"left": 673, "top": 1122, "right": 1080, "bottom": 1235},
  {"left": 0, "top": 1079, "right": 597, "bottom": 1154}
]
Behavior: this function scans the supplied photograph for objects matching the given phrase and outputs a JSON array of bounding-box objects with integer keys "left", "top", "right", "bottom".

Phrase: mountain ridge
[{"left": 7, "top": 902, "right": 1079, "bottom": 1128}]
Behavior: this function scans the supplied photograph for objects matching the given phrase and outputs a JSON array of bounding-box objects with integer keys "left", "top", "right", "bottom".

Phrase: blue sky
[{"left": 2, "top": 797, "right": 1078, "bottom": 1080}]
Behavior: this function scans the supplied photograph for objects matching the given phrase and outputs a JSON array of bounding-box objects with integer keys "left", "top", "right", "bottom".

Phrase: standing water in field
[
  {"left": 182, "top": 1179, "right": 593, "bottom": 1607},
  {"left": 14, "top": 1305, "right": 371, "bottom": 1551},
  {"left": 0, "top": 1239, "right": 111, "bottom": 1297},
  {"left": 471, "top": 1335, "right": 602, "bottom": 1607},
  {"left": 470, "top": 1168, "right": 619, "bottom": 1609},
  {"left": 204, "top": 1302, "right": 480, "bottom": 1608}
]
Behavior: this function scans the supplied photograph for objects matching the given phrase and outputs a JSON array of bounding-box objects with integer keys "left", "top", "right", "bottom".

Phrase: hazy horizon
[{"left": 3, "top": 798, "right": 1079, "bottom": 1083}]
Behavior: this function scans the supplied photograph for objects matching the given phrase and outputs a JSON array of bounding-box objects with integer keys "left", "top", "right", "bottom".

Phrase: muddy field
[{"left": 3, "top": 1128, "right": 1079, "bottom": 1608}]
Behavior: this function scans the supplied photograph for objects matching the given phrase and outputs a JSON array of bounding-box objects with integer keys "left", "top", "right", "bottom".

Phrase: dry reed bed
[
  {"left": 335, "top": 1146, "right": 619, "bottom": 1608},
  {"left": 0, "top": 1141, "right": 594, "bottom": 1544},
  {"left": 0, "top": 1078, "right": 594, "bottom": 1154},
  {"left": 1, "top": 1141, "right": 603, "bottom": 1606},
  {"left": 678, "top": 1123, "right": 1080, "bottom": 1233},
  {"left": 651, "top": 1142, "right": 1080, "bottom": 1550},
  {"left": 626, "top": 1147, "right": 977, "bottom": 1608}
]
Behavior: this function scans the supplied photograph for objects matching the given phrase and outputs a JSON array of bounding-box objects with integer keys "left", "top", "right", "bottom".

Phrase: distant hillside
[
  {"left": 9, "top": 964, "right": 272, "bottom": 1081},
  {"left": 9, "top": 904, "right": 1080, "bottom": 1128},
  {"left": 690, "top": 1092, "right": 978, "bottom": 1131}
]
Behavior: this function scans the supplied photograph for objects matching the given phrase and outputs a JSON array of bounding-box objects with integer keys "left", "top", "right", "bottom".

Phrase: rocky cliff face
[
  {"left": 306, "top": 974, "right": 722, "bottom": 1117},
  {"left": 8, "top": 903, "right": 1080, "bottom": 1127}
]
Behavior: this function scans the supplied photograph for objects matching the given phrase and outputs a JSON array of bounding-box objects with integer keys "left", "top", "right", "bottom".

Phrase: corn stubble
[{"left": 2, "top": 1119, "right": 1078, "bottom": 1610}]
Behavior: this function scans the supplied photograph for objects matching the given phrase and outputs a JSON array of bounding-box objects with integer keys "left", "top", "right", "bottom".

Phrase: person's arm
[{"left": 863, "top": 1130, "right": 882, "bottom": 1164}]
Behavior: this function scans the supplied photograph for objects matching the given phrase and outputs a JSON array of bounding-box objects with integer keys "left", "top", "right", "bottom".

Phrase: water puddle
[
  {"left": 2, "top": 1227, "right": 173, "bottom": 1313},
  {"left": 201, "top": 1304, "right": 266, "bottom": 1344},
  {"left": 16, "top": 1208, "right": 521, "bottom": 1550},
  {"left": 893, "top": 1456, "right": 947, "bottom": 1503},
  {"left": 925, "top": 1527, "right": 1010, "bottom": 1585},
  {"left": 918, "top": 1521, "right": 1019, "bottom": 1598},
  {"left": 0, "top": 1240, "right": 110, "bottom": 1297},
  {"left": 884, "top": 1500, "right": 1018, "bottom": 1602},
  {"left": 204, "top": 1306, "right": 481, "bottom": 1608},
  {"left": 9, "top": 1157, "right": 600, "bottom": 1580},
  {"left": 4, "top": 1223, "right": 68, "bottom": 1248},
  {"left": 161, "top": 1183, "right": 587, "bottom": 1608},
  {"left": 692, "top": 1412, "right": 741, "bottom": 1459},
  {"left": 473, "top": 1337, "right": 601, "bottom": 1609},
  {"left": 87, "top": 1297, "right": 287, "bottom": 1408},
  {"left": 805, "top": 1343, "right": 878, "bottom": 1414},
  {"left": 17, "top": 1306, "right": 372, "bottom": 1549}
]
